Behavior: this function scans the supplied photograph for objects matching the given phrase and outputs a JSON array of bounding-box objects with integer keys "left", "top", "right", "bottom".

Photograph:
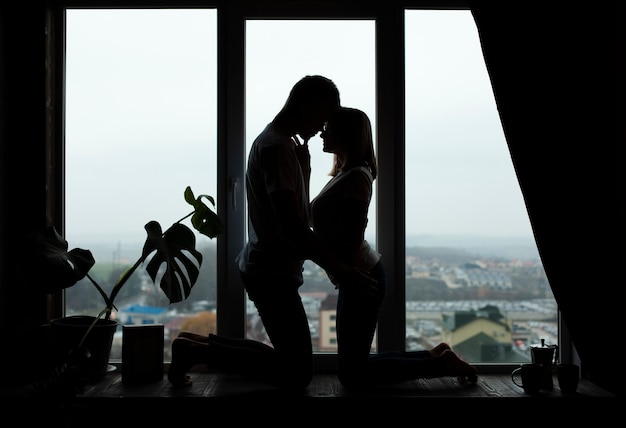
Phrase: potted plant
[{"left": 24, "top": 186, "right": 223, "bottom": 385}]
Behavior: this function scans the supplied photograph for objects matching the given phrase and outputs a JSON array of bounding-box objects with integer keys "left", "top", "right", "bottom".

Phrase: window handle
[{"left": 230, "top": 177, "right": 238, "bottom": 211}]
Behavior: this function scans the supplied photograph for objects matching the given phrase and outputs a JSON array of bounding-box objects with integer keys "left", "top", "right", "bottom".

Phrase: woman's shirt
[{"left": 311, "top": 166, "right": 381, "bottom": 280}]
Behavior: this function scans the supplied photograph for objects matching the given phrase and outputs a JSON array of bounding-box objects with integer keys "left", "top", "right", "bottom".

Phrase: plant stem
[
  {"left": 107, "top": 255, "right": 146, "bottom": 308},
  {"left": 86, "top": 273, "right": 113, "bottom": 309},
  {"left": 175, "top": 211, "right": 193, "bottom": 225}
]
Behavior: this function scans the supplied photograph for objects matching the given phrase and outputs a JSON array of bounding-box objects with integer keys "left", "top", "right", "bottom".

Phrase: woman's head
[{"left": 321, "top": 106, "right": 377, "bottom": 179}]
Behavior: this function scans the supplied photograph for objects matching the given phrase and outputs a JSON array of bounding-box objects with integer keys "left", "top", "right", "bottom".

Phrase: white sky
[{"left": 65, "top": 8, "right": 534, "bottom": 250}]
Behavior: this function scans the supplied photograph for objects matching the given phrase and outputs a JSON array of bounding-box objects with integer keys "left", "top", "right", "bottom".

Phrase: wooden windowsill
[
  {"left": 79, "top": 370, "right": 616, "bottom": 400},
  {"left": 14, "top": 370, "right": 617, "bottom": 423}
]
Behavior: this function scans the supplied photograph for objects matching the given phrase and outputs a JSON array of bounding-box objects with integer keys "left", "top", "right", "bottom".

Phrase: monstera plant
[
  {"left": 34, "top": 186, "right": 223, "bottom": 316},
  {"left": 26, "top": 186, "right": 223, "bottom": 382}
]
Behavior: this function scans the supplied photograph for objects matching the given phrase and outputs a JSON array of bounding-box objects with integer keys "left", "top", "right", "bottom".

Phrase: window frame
[{"left": 49, "top": 0, "right": 565, "bottom": 374}]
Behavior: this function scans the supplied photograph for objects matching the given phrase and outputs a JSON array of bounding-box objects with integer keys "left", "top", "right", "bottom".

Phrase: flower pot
[{"left": 50, "top": 315, "right": 118, "bottom": 381}]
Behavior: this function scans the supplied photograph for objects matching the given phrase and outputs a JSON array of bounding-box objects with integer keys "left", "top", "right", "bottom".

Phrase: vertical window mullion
[
  {"left": 217, "top": 7, "right": 247, "bottom": 339},
  {"left": 375, "top": 7, "right": 407, "bottom": 352}
]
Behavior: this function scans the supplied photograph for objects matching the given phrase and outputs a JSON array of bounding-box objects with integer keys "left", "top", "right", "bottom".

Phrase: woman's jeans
[{"left": 336, "top": 259, "right": 445, "bottom": 388}]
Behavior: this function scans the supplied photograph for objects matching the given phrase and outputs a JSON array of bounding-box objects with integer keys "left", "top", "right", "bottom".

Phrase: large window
[
  {"left": 404, "top": 10, "right": 557, "bottom": 363},
  {"left": 61, "top": 3, "right": 559, "bottom": 369},
  {"left": 64, "top": 9, "right": 218, "bottom": 362}
]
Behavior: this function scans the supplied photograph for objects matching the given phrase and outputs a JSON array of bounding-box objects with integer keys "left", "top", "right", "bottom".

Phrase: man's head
[{"left": 281, "top": 75, "right": 340, "bottom": 141}]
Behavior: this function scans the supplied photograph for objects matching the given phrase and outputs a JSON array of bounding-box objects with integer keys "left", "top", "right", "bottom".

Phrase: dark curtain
[{"left": 470, "top": 1, "right": 623, "bottom": 396}]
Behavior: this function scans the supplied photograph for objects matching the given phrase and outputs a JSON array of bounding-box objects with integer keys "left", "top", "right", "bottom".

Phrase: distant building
[
  {"left": 318, "top": 293, "right": 338, "bottom": 352},
  {"left": 441, "top": 304, "right": 526, "bottom": 363},
  {"left": 118, "top": 304, "right": 167, "bottom": 325},
  {"left": 461, "top": 263, "right": 513, "bottom": 289}
]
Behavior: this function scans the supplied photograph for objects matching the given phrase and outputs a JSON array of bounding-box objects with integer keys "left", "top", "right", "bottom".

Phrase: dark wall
[{"left": 0, "top": 3, "right": 49, "bottom": 376}]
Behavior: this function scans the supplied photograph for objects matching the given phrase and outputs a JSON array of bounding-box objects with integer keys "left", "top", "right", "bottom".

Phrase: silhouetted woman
[{"left": 311, "top": 106, "right": 478, "bottom": 389}]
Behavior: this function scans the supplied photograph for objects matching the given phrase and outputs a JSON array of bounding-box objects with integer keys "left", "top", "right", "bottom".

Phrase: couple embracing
[{"left": 169, "top": 75, "right": 477, "bottom": 391}]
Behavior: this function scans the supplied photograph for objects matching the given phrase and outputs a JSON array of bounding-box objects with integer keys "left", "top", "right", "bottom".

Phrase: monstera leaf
[
  {"left": 141, "top": 220, "right": 203, "bottom": 304},
  {"left": 23, "top": 226, "right": 96, "bottom": 295},
  {"left": 29, "top": 187, "right": 222, "bottom": 321},
  {"left": 185, "top": 186, "right": 224, "bottom": 239}
]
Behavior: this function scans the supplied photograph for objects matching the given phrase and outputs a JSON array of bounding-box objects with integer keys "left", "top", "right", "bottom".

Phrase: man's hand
[{"left": 293, "top": 135, "right": 311, "bottom": 172}]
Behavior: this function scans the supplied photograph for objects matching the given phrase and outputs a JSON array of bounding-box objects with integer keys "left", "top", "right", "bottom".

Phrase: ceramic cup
[
  {"left": 511, "top": 363, "right": 543, "bottom": 394},
  {"left": 557, "top": 363, "right": 580, "bottom": 394}
]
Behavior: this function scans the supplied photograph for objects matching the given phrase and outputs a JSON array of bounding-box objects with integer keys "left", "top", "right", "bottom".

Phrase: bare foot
[
  {"left": 429, "top": 342, "right": 452, "bottom": 357},
  {"left": 440, "top": 349, "right": 478, "bottom": 384},
  {"left": 168, "top": 337, "right": 196, "bottom": 388}
]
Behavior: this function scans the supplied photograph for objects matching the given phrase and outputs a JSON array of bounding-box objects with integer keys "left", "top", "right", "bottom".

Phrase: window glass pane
[
  {"left": 245, "top": 20, "right": 375, "bottom": 352},
  {"left": 65, "top": 9, "right": 217, "bottom": 363},
  {"left": 405, "top": 10, "right": 557, "bottom": 363}
]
